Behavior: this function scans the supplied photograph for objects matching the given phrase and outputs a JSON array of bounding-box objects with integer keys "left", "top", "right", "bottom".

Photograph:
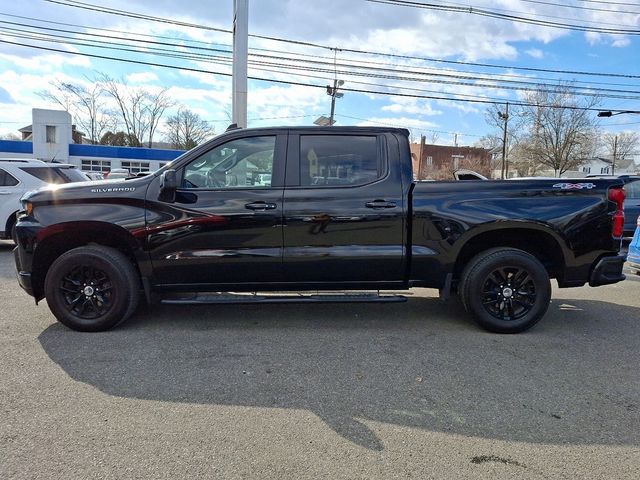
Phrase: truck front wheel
[
  {"left": 459, "top": 248, "right": 551, "bottom": 333},
  {"left": 44, "top": 246, "right": 140, "bottom": 332}
]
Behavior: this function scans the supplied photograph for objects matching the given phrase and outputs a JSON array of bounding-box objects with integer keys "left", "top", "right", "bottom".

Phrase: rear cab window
[{"left": 298, "top": 135, "right": 383, "bottom": 187}]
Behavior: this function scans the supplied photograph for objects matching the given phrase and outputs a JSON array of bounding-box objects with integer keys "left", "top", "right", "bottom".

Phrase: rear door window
[
  {"left": 299, "top": 135, "right": 382, "bottom": 186},
  {"left": 19, "top": 167, "right": 86, "bottom": 184},
  {"left": 0, "top": 168, "right": 19, "bottom": 186}
]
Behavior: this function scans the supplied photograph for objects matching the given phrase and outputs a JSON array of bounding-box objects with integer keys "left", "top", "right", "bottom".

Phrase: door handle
[
  {"left": 365, "top": 200, "right": 396, "bottom": 209},
  {"left": 245, "top": 201, "right": 277, "bottom": 210},
  {"left": 0, "top": 191, "right": 11, "bottom": 195}
]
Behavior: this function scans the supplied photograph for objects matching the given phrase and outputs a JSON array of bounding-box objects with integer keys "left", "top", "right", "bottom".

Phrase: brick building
[{"left": 410, "top": 143, "right": 492, "bottom": 179}]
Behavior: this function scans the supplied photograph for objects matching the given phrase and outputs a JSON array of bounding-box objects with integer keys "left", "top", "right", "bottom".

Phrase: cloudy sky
[{"left": 0, "top": 0, "right": 638, "bottom": 145}]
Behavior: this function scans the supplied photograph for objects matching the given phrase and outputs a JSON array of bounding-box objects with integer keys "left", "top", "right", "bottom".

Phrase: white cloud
[
  {"left": 381, "top": 98, "right": 442, "bottom": 116},
  {"left": 525, "top": 49, "right": 544, "bottom": 59},
  {"left": 126, "top": 72, "right": 159, "bottom": 83}
]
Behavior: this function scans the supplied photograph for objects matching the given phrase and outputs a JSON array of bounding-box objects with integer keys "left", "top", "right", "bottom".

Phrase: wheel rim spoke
[
  {"left": 58, "top": 264, "right": 113, "bottom": 319},
  {"left": 481, "top": 265, "right": 537, "bottom": 322}
]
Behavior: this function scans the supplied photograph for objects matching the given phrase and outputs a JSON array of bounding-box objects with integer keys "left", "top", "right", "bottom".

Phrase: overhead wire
[
  {"left": 2, "top": 17, "right": 639, "bottom": 91},
  {"left": 36, "top": 2, "right": 640, "bottom": 79},
  {"left": 4, "top": 38, "right": 639, "bottom": 115},
  {"left": 363, "top": 0, "right": 640, "bottom": 34},
  {"left": 4, "top": 25, "right": 640, "bottom": 102}
]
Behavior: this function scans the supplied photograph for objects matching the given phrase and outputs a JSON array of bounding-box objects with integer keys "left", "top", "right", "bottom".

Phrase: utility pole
[
  {"left": 418, "top": 134, "right": 426, "bottom": 179},
  {"left": 327, "top": 79, "right": 344, "bottom": 125},
  {"left": 612, "top": 134, "right": 618, "bottom": 175},
  {"left": 499, "top": 102, "right": 509, "bottom": 179},
  {"left": 232, "top": 0, "right": 248, "bottom": 128}
]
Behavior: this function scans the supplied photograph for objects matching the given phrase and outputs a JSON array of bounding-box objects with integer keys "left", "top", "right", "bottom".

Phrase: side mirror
[{"left": 159, "top": 169, "right": 177, "bottom": 202}]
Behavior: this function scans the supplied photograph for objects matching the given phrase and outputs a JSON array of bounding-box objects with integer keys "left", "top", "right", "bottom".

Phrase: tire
[
  {"left": 44, "top": 246, "right": 140, "bottom": 332},
  {"left": 459, "top": 247, "right": 551, "bottom": 334},
  {"left": 10, "top": 222, "right": 17, "bottom": 244}
]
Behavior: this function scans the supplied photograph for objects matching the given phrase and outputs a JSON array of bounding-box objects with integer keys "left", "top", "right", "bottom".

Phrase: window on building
[
  {"left": 0, "top": 168, "right": 19, "bottom": 186},
  {"left": 121, "top": 161, "right": 150, "bottom": 174},
  {"left": 182, "top": 136, "right": 276, "bottom": 189},
  {"left": 601, "top": 167, "right": 610, "bottom": 174},
  {"left": 426, "top": 156, "right": 433, "bottom": 166},
  {"left": 300, "top": 135, "right": 381, "bottom": 186},
  {"left": 582, "top": 167, "right": 591, "bottom": 173},
  {"left": 81, "top": 159, "right": 112, "bottom": 172},
  {"left": 46, "top": 125, "right": 56, "bottom": 143}
]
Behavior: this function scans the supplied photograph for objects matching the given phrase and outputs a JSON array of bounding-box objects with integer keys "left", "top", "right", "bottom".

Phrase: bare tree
[
  {"left": 602, "top": 131, "right": 639, "bottom": 174},
  {"left": 37, "top": 77, "right": 113, "bottom": 143},
  {"left": 144, "top": 89, "right": 174, "bottom": 148},
  {"left": 520, "top": 84, "right": 600, "bottom": 176},
  {"left": 164, "top": 107, "right": 215, "bottom": 150},
  {"left": 98, "top": 74, "right": 173, "bottom": 148}
]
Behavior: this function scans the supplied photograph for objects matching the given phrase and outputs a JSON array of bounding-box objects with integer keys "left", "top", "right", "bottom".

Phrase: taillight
[{"left": 609, "top": 187, "right": 626, "bottom": 238}]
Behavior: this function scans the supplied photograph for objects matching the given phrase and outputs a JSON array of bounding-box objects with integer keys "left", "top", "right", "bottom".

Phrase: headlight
[{"left": 21, "top": 200, "right": 34, "bottom": 216}]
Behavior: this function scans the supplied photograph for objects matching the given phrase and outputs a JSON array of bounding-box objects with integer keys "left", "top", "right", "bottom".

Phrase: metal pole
[
  {"left": 232, "top": 0, "right": 248, "bottom": 128},
  {"left": 612, "top": 134, "right": 617, "bottom": 175},
  {"left": 500, "top": 102, "right": 509, "bottom": 179},
  {"left": 329, "top": 79, "right": 337, "bottom": 126}
]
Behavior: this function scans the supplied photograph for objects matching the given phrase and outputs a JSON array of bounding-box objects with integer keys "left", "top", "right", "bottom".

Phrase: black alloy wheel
[
  {"left": 459, "top": 247, "right": 551, "bottom": 333},
  {"left": 44, "top": 245, "right": 140, "bottom": 332},
  {"left": 58, "top": 265, "right": 115, "bottom": 319},
  {"left": 480, "top": 266, "right": 537, "bottom": 322}
]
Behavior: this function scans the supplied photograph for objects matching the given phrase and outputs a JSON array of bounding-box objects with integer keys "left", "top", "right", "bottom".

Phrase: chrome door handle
[
  {"left": 245, "top": 201, "right": 277, "bottom": 210},
  {"left": 365, "top": 200, "right": 396, "bottom": 209}
]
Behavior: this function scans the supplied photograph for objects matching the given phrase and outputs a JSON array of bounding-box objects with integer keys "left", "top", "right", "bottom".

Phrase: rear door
[
  {"left": 281, "top": 132, "right": 406, "bottom": 285},
  {"left": 0, "top": 168, "right": 24, "bottom": 237}
]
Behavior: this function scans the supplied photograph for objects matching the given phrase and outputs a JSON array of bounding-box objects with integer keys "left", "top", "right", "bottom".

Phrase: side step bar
[{"left": 161, "top": 291, "right": 408, "bottom": 305}]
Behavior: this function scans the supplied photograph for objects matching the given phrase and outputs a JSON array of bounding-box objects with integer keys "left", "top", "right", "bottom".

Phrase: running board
[{"left": 161, "top": 291, "right": 407, "bottom": 305}]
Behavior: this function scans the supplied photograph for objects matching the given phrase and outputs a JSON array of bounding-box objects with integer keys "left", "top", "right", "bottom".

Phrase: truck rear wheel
[
  {"left": 459, "top": 248, "right": 551, "bottom": 333},
  {"left": 44, "top": 246, "right": 140, "bottom": 332}
]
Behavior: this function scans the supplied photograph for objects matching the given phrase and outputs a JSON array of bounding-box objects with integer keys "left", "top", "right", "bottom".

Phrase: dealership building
[{"left": 0, "top": 109, "right": 184, "bottom": 174}]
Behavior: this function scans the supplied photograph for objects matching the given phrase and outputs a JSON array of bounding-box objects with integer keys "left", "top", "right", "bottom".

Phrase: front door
[{"left": 147, "top": 133, "right": 286, "bottom": 287}]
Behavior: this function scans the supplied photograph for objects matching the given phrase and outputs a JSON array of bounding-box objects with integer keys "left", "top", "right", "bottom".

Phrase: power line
[
  {"left": 5, "top": 15, "right": 639, "bottom": 91},
  {"left": 4, "top": 38, "right": 639, "bottom": 115},
  {"left": 577, "top": 0, "right": 640, "bottom": 6},
  {"left": 5, "top": 26, "right": 640, "bottom": 102},
  {"left": 336, "top": 113, "right": 484, "bottom": 137},
  {"left": 364, "top": 0, "right": 640, "bottom": 34},
  {"left": 520, "top": 0, "right": 640, "bottom": 15},
  {"left": 41, "top": 0, "right": 640, "bottom": 79}
]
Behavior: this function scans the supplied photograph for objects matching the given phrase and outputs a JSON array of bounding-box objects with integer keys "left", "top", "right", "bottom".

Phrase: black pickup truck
[{"left": 13, "top": 126, "right": 627, "bottom": 333}]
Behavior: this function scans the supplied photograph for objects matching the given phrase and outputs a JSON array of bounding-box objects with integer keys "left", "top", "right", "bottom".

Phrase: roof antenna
[{"left": 226, "top": 123, "right": 240, "bottom": 132}]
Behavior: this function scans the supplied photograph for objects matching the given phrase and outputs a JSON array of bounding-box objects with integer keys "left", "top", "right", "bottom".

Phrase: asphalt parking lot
[{"left": 1, "top": 240, "right": 639, "bottom": 479}]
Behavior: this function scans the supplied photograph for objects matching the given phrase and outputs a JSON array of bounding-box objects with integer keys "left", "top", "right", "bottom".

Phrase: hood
[{"left": 22, "top": 176, "right": 151, "bottom": 203}]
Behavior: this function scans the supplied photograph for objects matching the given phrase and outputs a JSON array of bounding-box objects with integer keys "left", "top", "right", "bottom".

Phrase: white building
[{"left": 1, "top": 108, "right": 184, "bottom": 174}]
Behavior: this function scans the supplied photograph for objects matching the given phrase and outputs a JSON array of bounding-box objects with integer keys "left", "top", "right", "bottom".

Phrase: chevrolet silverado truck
[{"left": 13, "top": 126, "right": 627, "bottom": 333}]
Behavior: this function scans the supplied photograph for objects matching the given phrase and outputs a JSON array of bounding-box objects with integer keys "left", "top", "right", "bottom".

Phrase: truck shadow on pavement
[{"left": 38, "top": 297, "right": 640, "bottom": 451}]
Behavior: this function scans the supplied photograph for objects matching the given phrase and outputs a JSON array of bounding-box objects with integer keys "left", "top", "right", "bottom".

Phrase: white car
[{"left": 0, "top": 159, "right": 88, "bottom": 241}]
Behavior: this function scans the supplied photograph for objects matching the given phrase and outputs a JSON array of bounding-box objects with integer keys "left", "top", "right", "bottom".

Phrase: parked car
[
  {"left": 0, "top": 158, "right": 87, "bottom": 242},
  {"left": 628, "top": 215, "right": 640, "bottom": 275},
  {"left": 586, "top": 174, "right": 640, "bottom": 236},
  {"left": 14, "top": 126, "right": 626, "bottom": 333},
  {"left": 104, "top": 168, "right": 130, "bottom": 180}
]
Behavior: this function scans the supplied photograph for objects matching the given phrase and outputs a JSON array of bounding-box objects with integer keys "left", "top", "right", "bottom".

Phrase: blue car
[{"left": 629, "top": 215, "right": 640, "bottom": 275}]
